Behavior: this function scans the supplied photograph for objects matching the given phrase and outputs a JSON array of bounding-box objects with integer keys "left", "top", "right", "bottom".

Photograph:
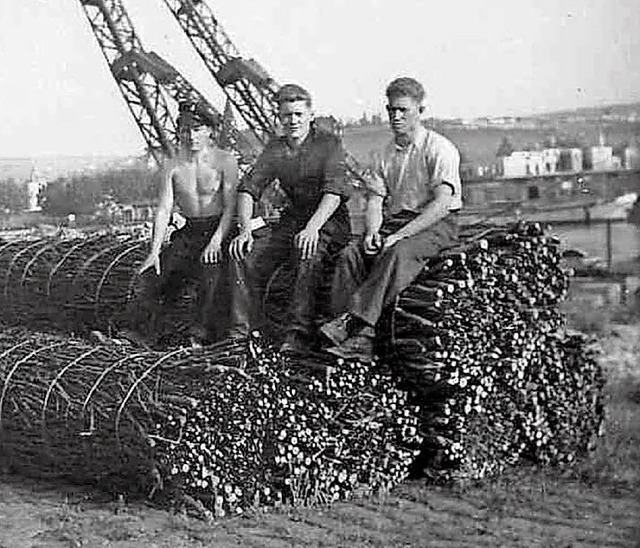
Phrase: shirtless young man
[{"left": 127, "top": 110, "right": 239, "bottom": 345}]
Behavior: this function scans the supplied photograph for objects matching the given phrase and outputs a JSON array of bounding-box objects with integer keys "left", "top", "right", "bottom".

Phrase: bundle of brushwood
[
  {"left": 387, "top": 221, "right": 605, "bottom": 482},
  {"left": 0, "top": 328, "right": 421, "bottom": 517},
  {"left": 0, "top": 234, "right": 199, "bottom": 345},
  {"left": 0, "top": 234, "right": 144, "bottom": 332}
]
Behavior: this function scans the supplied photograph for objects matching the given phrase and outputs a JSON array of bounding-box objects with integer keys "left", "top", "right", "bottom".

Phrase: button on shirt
[
  {"left": 369, "top": 125, "right": 462, "bottom": 216},
  {"left": 238, "top": 128, "right": 352, "bottom": 233}
]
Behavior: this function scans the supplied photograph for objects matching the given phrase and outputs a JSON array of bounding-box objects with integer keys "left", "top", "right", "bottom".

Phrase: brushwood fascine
[
  {"left": 0, "top": 329, "right": 422, "bottom": 517},
  {"left": 0, "top": 221, "right": 606, "bottom": 515},
  {"left": 387, "top": 221, "right": 605, "bottom": 481}
]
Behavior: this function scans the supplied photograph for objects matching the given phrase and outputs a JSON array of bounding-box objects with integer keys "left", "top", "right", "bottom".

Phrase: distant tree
[
  {"left": 39, "top": 166, "right": 159, "bottom": 217},
  {"left": 496, "top": 137, "right": 514, "bottom": 157},
  {"left": 0, "top": 178, "right": 29, "bottom": 212},
  {"left": 100, "top": 167, "right": 159, "bottom": 204},
  {"left": 40, "top": 175, "right": 103, "bottom": 216}
]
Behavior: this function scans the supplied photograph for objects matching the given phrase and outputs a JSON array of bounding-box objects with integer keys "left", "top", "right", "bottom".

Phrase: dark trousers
[
  {"left": 127, "top": 217, "right": 226, "bottom": 340},
  {"left": 330, "top": 213, "right": 459, "bottom": 327},
  {"left": 229, "top": 216, "right": 348, "bottom": 338}
]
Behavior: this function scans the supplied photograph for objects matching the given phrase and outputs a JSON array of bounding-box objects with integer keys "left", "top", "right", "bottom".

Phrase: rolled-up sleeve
[
  {"left": 237, "top": 145, "right": 275, "bottom": 201},
  {"left": 322, "top": 137, "right": 353, "bottom": 201},
  {"left": 429, "top": 141, "right": 461, "bottom": 197}
]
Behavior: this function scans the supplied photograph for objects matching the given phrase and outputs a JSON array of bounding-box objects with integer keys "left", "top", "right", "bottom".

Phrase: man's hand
[
  {"left": 229, "top": 230, "right": 254, "bottom": 261},
  {"left": 363, "top": 231, "right": 383, "bottom": 256},
  {"left": 202, "top": 233, "right": 223, "bottom": 264},
  {"left": 139, "top": 252, "right": 161, "bottom": 275},
  {"left": 382, "top": 233, "right": 402, "bottom": 252},
  {"left": 295, "top": 226, "right": 320, "bottom": 260}
]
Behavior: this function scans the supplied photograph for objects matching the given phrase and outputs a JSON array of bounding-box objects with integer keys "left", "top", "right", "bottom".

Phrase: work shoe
[
  {"left": 319, "top": 313, "right": 353, "bottom": 347},
  {"left": 326, "top": 333, "right": 374, "bottom": 362},
  {"left": 280, "top": 331, "right": 310, "bottom": 356}
]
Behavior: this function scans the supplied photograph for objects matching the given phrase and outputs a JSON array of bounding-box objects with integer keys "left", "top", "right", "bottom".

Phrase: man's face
[
  {"left": 278, "top": 100, "right": 313, "bottom": 141},
  {"left": 386, "top": 95, "right": 422, "bottom": 137},
  {"left": 190, "top": 126, "right": 212, "bottom": 151}
]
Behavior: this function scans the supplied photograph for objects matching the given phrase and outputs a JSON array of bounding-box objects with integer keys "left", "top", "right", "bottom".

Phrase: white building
[
  {"left": 25, "top": 167, "right": 48, "bottom": 212},
  {"left": 624, "top": 143, "right": 640, "bottom": 169},
  {"left": 541, "top": 148, "right": 561, "bottom": 174},
  {"left": 501, "top": 151, "right": 545, "bottom": 178},
  {"left": 586, "top": 133, "right": 615, "bottom": 171}
]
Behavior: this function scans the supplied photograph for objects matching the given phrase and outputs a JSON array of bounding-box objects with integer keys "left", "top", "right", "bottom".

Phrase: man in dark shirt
[{"left": 228, "top": 84, "right": 352, "bottom": 353}]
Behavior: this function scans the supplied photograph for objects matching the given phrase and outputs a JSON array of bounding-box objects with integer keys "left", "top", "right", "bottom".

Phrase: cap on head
[
  {"left": 275, "top": 83, "right": 313, "bottom": 108},
  {"left": 177, "top": 104, "right": 218, "bottom": 133},
  {"left": 385, "top": 77, "right": 426, "bottom": 104}
]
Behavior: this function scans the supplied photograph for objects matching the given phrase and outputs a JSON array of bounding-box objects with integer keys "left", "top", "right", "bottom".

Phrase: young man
[
  {"left": 228, "top": 83, "right": 352, "bottom": 353},
  {"left": 127, "top": 108, "right": 239, "bottom": 345},
  {"left": 321, "top": 77, "right": 462, "bottom": 360}
]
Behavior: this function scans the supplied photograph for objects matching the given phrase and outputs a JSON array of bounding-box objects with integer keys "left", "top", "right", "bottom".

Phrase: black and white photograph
[{"left": 0, "top": 0, "right": 638, "bottom": 546}]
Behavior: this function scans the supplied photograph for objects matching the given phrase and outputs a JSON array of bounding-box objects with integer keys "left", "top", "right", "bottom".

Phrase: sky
[{"left": 0, "top": 0, "right": 639, "bottom": 157}]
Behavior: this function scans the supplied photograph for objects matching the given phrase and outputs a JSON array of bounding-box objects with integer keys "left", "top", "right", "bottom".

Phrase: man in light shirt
[{"left": 321, "top": 77, "right": 462, "bottom": 360}]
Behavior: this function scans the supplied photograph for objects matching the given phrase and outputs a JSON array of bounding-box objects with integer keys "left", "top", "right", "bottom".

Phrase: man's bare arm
[
  {"left": 213, "top": 155, "right": 239, "bottom": 240},
  {"left": 202, "top": 155, "right": 239, "bottom": 264},
  {"left": 139, "top": 164, "right": 174, "bottom": 274},
  {"left": 363, "top": 194, "right": 384, "bottom": 254},
  {"left": 151, "top": 165, "right": 174, "bottom": 254},
  {"left": 305, "top": 194, "right": 341, "bottom": 232},
  {"left": 365, "top": 194, "right": 384, "bottom": 235},
  {"left": 385, "top": 184, "right": 453, "bottom": 248},
  {"left": 295, "top": 194, "right": 341, "bottom": 260},
  {"left": 229, "top": 192, "right": 255, "bottom": 261}
]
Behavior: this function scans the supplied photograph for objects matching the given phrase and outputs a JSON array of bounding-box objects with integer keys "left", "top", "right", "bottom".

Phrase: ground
[{"left": 1, "top": 323, "right": 639, "bottom": 548}]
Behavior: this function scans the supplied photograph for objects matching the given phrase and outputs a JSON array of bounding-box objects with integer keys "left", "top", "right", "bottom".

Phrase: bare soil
[{"left": 1, "top": 325, "right": 639, "bottom": 548}]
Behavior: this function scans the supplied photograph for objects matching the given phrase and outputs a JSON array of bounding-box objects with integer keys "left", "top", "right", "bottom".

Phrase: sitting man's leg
[
  {"left": 228, "top": 227, "right": 291, "bottom": 340},
  {"left": 193, "top": 260, "right": 226, "bottom": 344},
  {"left": 282, "top": 229, "right": 341, "bottom": 353},
  {"left": 123, "top": 235, "right": 190, "bottom": 344},
  {"left": 323, "top": 218, "right": 457, "bottom": 360}
]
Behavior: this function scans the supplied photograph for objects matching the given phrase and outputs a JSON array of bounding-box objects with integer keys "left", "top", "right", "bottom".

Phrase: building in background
[
  {"left": 584, "top": 133, "right": 615, "bottom": 171},
  {"left": 501, "top": 150, "right": 545, "bottom": 177},
  {"left": 624, "top": 142, "right": 640, "bottom": 170},
  {"left": 25, "top": 166, "right": 48, "bottom": 212},
  {"left": 558, "top": 148, "right": 583, "bottom": 172}
]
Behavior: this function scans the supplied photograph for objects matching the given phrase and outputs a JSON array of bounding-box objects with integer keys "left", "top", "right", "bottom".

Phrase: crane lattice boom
[
  {"left": 161, "top": 0, "right": 279, "bottom": 143},
  {"left": 79, "top": 0, "right": 178, "bottom": 163}
]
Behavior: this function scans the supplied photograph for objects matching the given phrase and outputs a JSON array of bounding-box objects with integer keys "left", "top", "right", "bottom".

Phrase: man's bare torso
[{"left": 171, "top": 149, "right": 230, "bottom": 219}]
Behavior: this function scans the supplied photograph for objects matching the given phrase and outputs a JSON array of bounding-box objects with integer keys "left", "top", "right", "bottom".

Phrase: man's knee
[
  {"left": 335, "top": 239, "right": 364, "bottom": 270},
  {"left": 295, "top": 249, "right": 327, "bottom": 277},
  {"left": 379, "top": 239, "right": 415, "bottom": 266}
]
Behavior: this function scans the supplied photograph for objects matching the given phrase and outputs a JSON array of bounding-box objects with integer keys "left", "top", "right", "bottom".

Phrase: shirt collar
[
  {"left": 393, "top": 124, "right": 428, "bottom": 152},
  {"left": 280, "top": 125, "right": 316, "bottom": 153}
]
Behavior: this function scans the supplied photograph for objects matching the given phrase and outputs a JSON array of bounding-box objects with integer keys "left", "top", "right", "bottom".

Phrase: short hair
[
  {"left": 385, "top": 77, "right": 426, "bottom": 104},
  {"left": 275, "top": 83, "right": 313, "bottom": 107}
]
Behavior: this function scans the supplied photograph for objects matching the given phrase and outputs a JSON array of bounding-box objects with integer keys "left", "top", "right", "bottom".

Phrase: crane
[
  {"left": 160, "top": 0, "right": 372, "bottom": 187},
  {"left": 77, "top": 0, "right": 254, "bottom": 165},
  {"left": 160, "top": 0, "right": 279, "bottom": 145}
]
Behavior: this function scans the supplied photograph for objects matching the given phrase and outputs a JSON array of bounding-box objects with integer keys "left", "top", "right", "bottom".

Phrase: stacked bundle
[
  {"left": 0, "top": 234, "right": 205, "bottom": 345},
  {"left": 0, "top": 328, "right": 421, "bottom": 517},
  {"left": 0, "top": 234, "right": 144, "bottom": 332},
  {"left": 153, "top": 336, "right": 422, "bottom": 515},
  {"left": 389, "top": 222, "right": 605, "bottom": 481}
]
